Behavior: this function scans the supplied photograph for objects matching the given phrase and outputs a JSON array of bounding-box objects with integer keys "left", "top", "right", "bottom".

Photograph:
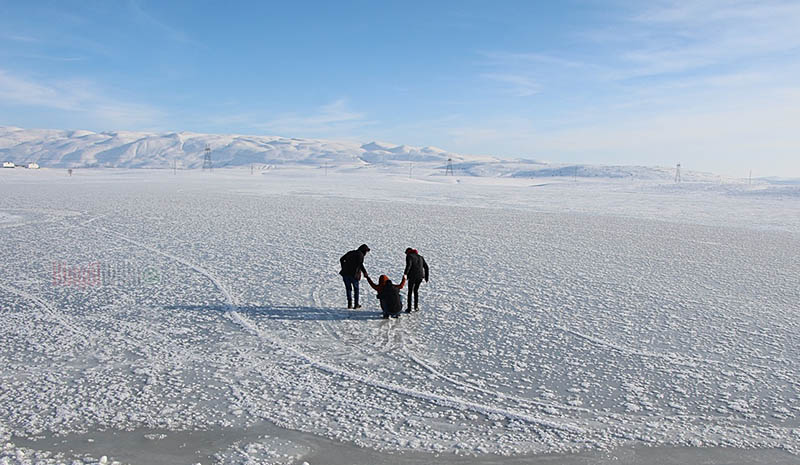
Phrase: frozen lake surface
[{"left": 1, "top": 167, "right": 799, "bottom": 464}]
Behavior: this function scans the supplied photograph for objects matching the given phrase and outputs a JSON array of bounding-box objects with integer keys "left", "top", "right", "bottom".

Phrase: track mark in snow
[
  {"left": 404, "top": 302, "right": 591, "bottom": 414},
  {"left": 554, "top": 324, "right": 771, "bottom": 373},
  {"left": 97, "top": 226, "right": 240, "bottom": 307},
  {"left": 0, "top": 282, "right": 88, "bottom": 345},
  {"left": 233, "top": 310, "right": 587, "bottom": 436},
  {"left": 95, "top": 226, "right": 587, "bottom": 436},
  {"left": 407, "top": 352, "right": 590, "bottom": 414},
  {"left": 79, "top": 214, "right": 106, "bottom": 227}
]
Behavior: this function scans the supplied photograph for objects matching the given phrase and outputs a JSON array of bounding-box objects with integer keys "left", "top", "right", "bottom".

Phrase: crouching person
[{"left": 365, "top": 274, "right": 407, "bottom": 318}]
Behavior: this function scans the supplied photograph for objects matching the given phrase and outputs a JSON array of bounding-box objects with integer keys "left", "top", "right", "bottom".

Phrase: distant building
[
  {"left": 27, "top": 162, "right": 40, "bottom": 169},
  {"left": 2, "top": 161, "right": 15, "bottom": 168}
]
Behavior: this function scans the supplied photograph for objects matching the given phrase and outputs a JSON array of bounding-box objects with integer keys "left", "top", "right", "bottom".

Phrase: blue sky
[{"left": 1, "top": 0, "right": 799, "bottom": 176}]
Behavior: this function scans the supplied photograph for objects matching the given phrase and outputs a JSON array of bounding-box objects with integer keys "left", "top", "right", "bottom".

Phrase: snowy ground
[{"left": 1, "top": 167, "right": 799, "bottom": 465}]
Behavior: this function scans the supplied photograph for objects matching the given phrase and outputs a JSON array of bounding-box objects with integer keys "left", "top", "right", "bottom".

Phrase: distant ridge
[
  {"left": 0, "top": 126, "right": 714, "bottom": 180},
  {"left": 0, "top": 126, "right": 468, "bottom": 169}
]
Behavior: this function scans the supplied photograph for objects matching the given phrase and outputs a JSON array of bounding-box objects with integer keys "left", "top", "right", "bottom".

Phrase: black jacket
[
  {"left": 377, "top": 280, "right": 403, "bottom": 316},
  {"left": 340, "top": 249, "right": 367, "bottom": 278},
  {"left": 404, "top": 252, "right": 429, "bottom": 282}
]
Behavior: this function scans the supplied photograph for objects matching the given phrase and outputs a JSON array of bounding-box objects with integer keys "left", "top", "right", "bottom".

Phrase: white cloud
[
  {"left": 0, "top": 70, "right": 63, "bottom": 107},
  {"left": 127, "top": 0, "right": 194, "bottom": 45},
  {"left": 438, "top": 89, "right": 800, "bottom": 176},
  {"left": 11, "top": 54, "right": 85, "bottom": 62},
  {"left": 479, "top": 51, "right": 586, "bottom": 69},
  {"left": 622, "top": 0, "right": 800, "bottom": 76},
  {"left": 481, "top": 73, "right": 541, "bottom": 97},
  {"left": 439, "top": 1, "right": 800, "bottom": 176},
  {"left": 251, "top": 99, "right": 372, "bottom": 138},
  {"left": 475, "top": 51, "right": 587, "bottom": 98},
  {"left": 2, "top": 33, "right": 40, "bottom": 43},
  {"left": 0, "top": 69, "right": 164, "bottom": 128}
]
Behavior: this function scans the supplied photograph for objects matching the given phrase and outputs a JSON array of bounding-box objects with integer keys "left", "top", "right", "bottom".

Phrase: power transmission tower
[
  {"left": 202, "top": 146, "right": 212, "bottom": 171},
  {"left": 445, "top": 158, "right": 454, "bottom": 176},
  {"left": 675, "top": 163, "right": 681, "bottom": 183}
]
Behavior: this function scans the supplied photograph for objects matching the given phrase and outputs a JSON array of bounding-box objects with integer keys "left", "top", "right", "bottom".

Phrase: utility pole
[
  {"left": 202, "top": 146, "right": 212, "bottom": 171},
  {"left": 445, "top": 158, "right": 454, "bottom": 176}
]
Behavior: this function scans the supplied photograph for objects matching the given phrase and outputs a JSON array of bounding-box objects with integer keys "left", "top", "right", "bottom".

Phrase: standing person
[
  {"left": 339, "top": 244, "right": 370, "bottom": 309},
  {"left": 365, "top": 274, "right": 407, "bottom": 318},
  {"left": 403, "top": 247, "right": 429, "bottom": 312}
]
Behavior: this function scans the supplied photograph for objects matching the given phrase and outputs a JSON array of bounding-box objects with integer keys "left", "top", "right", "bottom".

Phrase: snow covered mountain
[
  {"left": 0, "top": 126, "right": 469, "bottom": 169},
  {"left": 0, "top": 126, "right": 711, "bottom": 180}
]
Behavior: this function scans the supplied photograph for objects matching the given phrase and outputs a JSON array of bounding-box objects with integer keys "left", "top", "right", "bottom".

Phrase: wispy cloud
[
  {"left": 475, "top": 51, "right": 592, "bottom": 98},
  {"left": 434, "top": 88, "right": 800, "bottom": 175},
  {"left": 481, "top": 73, "right": 541, "bottom": 97},
  {"left": 0, "top": 69, "right": 164, "bottom": 128},
  {"left": 479, "top": 51, "right": 586, "bottom": 69},
  {"left": 8, "top": 53, "right": 86, "bottom": 62},
  {"left": 2, "top": 33, "right": 40, "bottom": 43},
  {"left": 528, "top": 89, "right": 800, "bottom": 174},
  {"left": 249, "top": 99, "right": 372, "bottom": 137},
  {"left": 127, "top": 0, "right": 194, "bottom": 45},
  {"left": 571, "top": 0, "right": 800, "bottom": 139},
  {"left": 0, "top": 70, "right": 62, "bottom": 107},
  {"left": 619, "top": 0, "right": 800, "bottom": 77}
]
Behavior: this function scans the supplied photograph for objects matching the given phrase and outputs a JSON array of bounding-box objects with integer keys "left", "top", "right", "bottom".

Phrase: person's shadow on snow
[{"left": 165, "top": 304, "right": 383, "bottom": 321}]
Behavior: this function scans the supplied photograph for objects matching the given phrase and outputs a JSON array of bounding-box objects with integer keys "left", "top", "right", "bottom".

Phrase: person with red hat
[
  {"left": 339, "top": 244, "right": 371, "bottom": 309},
  {"left": 365, "top": 273, "right": 407, "bottom": 318},
  {"left": 403, "top": 247, "right": 429, "bottom": 312}
]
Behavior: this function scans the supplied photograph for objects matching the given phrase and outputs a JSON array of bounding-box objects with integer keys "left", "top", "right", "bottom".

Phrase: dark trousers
[
  {"left": 343, "top": 275, "right": 360, "bottom": 305},
  {"left": 407, "top": 279, "right": 422, "bottom": 310}
]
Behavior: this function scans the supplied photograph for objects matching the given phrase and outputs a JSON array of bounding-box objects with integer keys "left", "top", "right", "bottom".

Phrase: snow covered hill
[
  {"left": 0, "top": 126, "right": 469, "bottom": 170},
  {"left": 0, "top": 126, "right": 717, "bottom": 181}
]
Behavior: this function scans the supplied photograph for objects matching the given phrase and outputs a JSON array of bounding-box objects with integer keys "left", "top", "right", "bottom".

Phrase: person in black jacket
[
  {"left": 403, "top": 247, "right": 429, "bottom": 312},
  {"left": 366, "top": 274, "right": 407, "bottom": 318},
  {"left": 339, "top": 244, "right": 370, "bottom": 309}
]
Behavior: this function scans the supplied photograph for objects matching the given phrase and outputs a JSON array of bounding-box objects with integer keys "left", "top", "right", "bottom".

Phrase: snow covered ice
[{"left": 0, "top": 166, "right": 798, "bottom": 464}]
